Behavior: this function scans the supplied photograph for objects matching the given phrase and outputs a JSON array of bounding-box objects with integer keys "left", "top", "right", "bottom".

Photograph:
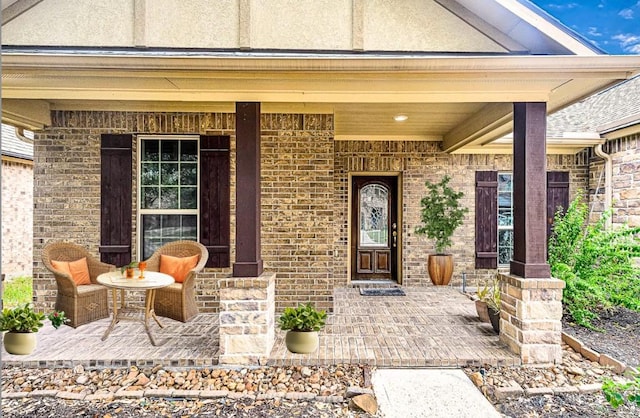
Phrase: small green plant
[
  {"left": 278, "top": 303, "right": 327, "bottom": 332},
  {"left": 0, "top": 304, "right": 67, "bottom": 333},
  {"left": 603, "top": 373, "right": 640, "bottom": 409},
  {"left": 548, "top": 193, "right": 640, "bottom": 328},
  {"left": 476, "top": 280, "right": 490, "bottom": 301},
  {"left": 0, "top": 304, "right": 46, "bottom": 333},
  {"left": 415, "top": 175, "right": 469, "bottom": 254},
  {"left": 47, "top": 310, "right": 69, "bottom": 329},
  {"left": 119, "top": 262, "right": 139, "bottom": 274},
  {"left": 478, "top": 276, "right": 501, "bottom": 312}
]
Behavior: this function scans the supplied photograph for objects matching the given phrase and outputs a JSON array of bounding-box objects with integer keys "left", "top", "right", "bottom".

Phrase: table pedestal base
[{"left": 102, "top": 288, "right": 165, "bottom": 346}]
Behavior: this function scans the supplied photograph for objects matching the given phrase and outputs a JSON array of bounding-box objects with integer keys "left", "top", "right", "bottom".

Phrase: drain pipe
[
  {"left": 14, "top": 127, "right": 34, "bottom": 145},
  {"left": 594, "top": 143, "right": 612, "bottom": 230}
]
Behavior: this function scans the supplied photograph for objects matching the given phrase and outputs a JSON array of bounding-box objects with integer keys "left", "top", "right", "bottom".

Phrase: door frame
[{"left": 347, "top": 172, "right": 403, "bottom": 284}]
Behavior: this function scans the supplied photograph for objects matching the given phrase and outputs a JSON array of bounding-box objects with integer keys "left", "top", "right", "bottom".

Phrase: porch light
[{"left": 393, "top": 114, "right": 408, "bottom": 122}]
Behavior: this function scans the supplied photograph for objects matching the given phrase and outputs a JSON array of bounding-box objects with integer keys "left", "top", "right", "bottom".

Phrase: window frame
[
  {"left": 136, "top": 134, "right": 200, "bottom": 260},
  {"left": 497, "top": 172, "right": 514, "bottom": 267}
]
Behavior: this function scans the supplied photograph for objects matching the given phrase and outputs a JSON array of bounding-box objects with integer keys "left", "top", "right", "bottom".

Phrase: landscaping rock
[{"left": 350, "top": 394, "right": 378, "bottom": 415}]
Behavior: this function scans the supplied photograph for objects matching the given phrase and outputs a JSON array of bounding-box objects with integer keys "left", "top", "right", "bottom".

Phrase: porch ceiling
[{"left": 2, "top": 52, "right": 640, "bottom": 153}]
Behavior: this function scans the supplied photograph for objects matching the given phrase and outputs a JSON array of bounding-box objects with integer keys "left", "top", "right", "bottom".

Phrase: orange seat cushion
[
  {"left": 51, "top": 257, "right": 91, "bottom": 286},
  {"left": 160, "top": 254, "right": 199, "bottom": 283}
]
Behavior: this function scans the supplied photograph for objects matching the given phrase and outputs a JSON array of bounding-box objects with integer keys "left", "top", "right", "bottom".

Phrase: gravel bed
[
  {"left": 2, "top": 308, "right": 639, "bottom": 417},
  {"left": 489, "top": 307, "right": 640, "bottom": 417},
  {"left": 1, "top": 364, "right": 377, "bottom": 417}
]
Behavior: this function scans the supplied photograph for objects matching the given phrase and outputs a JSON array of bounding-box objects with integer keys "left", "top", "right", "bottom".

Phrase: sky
[{"left": 530, "top": 0, "right": 640, "bottom": 54}]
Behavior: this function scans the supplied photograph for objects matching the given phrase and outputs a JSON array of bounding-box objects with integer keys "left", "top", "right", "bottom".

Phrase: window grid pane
[{"left": 140, "top": 138, "right": 199, "bottom": 257}]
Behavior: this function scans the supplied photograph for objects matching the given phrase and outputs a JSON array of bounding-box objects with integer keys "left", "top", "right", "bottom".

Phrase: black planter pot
[{"left": 488, "top": 308, "right": 500, "bottom": 334}]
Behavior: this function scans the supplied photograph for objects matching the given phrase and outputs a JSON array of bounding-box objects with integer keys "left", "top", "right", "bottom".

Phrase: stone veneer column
[
  {"left": 218, "top": 272, "right": 276, "bottom": 365},
  {"left": 499, "top": 274, "right": 565, "bottom": 364},
  {"left": 502, "top": 102, "right": 564, "bottom": 365}
]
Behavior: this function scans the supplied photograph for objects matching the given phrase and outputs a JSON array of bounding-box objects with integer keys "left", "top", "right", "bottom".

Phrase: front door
[{"left": 351, "top": 176, "right": 398, "bottom": 281}]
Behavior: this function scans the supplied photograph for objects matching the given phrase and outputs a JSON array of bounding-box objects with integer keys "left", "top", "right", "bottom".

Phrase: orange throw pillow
[
  {"left": 160, "top": 254, "right": 199, "bottom": 283},
  {"left": 51, "top": 257, "right": 91, "bottom": 286}
]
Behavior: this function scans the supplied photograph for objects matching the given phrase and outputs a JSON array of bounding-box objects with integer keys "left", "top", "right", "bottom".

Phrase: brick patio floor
[{"left": 1, "top": 286, "right": 519, "bottom": 369}]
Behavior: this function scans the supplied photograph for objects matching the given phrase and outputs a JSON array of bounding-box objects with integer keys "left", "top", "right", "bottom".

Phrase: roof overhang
[{"left": 2, "top": 51, "right": 640, "bottom": 153}]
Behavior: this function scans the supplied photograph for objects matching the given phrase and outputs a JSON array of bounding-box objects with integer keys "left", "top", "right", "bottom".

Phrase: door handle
[{"left": 392, "top": 230, "right": 397, "bottom": 247}]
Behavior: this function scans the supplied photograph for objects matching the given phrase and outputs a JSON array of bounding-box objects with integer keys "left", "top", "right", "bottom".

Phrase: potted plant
[
  {"left": 0, "top": 304, "right": 68, "bottom": 355},
  {"left": 483, "top": 277, "right": 501, "bottom": 333},
  {"left": 414, "top": 175, "right": 469, "bottom": 285},
  {"left": 277, "top": 303, "right": 327, "bottom": 354},
  {"left": 120, "top": 261, "right": 138, "bottom": 279},
  {"left": 475, "top": 279, "right": 492, "bottom": 323}
]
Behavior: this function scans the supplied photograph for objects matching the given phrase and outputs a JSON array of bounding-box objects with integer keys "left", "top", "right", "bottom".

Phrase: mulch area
[
  {"left": 494, "top": 307, "right": 640, "bottom": 417},
  {"left": 562, "top": 307, "right": 640, "bottom": 368}
]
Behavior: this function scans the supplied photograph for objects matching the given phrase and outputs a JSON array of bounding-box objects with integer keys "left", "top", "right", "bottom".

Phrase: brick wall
[
  {"left": 261, "top": 114, "right": 335, "bottom": 312},
  {"left": 33, "top": 111, "right": 237, "bottom": 311},
  {"left": 589, "top": 133, "right": 640, "bottom": 227},
  {"left": 32, "top": 110, "right": 590, "bottom": 313},
  {"left": 1, "top": 158, "right": 33, "bottom": 278},
  {"left": 335, "top": 142, "right": 588, "bottom": 288}
]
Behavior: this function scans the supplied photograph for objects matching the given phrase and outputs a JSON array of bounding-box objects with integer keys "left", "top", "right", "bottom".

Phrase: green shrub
[
  {"left": 548, "top": 193, "right": 640, "bottom": 328},
  {"left": 278, "top": 303, "right": 327, "bottom": 332},
  {"left": 2, "top": 276, "right": 33, "bottom": 309},
  {"left": 603, "top": 373, "right": 640, "bottom": 409}
]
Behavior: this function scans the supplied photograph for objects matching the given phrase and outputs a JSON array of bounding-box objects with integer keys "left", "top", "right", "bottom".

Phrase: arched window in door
[{"left": 359, "top": 184, "right": 389, "bottom": 247}]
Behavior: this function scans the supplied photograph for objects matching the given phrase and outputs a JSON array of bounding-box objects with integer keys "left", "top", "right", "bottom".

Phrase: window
[
  {"left": 359, "top": 183, "right": 389, "bottom": 247},
  {"left": 138, "top": 136, "right": 199, "bottom": 259},
  {"left": 474, "top": 171, "right": 569, "bottom": 269},
  {"left": 497, "top": 173, "right": 513, "bottom": 266},
  {"left": 101, "top": 134, "right": 230, "bottom": 268}
]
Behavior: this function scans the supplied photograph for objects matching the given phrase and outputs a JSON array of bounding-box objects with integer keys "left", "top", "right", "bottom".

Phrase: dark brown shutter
[
  {"left": 100, "top": 134, "right": 132, "bottom": 266},
  {"left": 475, "top": 171, "right": 498, "bottom": 269},
  {"left": 200, "top": 135, "right": 230, "bottom": 267},
  {"left": 547, "top": 171, "right": 570, "bottom": 241}
]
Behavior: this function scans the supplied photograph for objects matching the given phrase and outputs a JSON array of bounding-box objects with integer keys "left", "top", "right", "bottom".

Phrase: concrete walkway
[{"left": 373, "top": 369, "right": 501, "bottom": 418}]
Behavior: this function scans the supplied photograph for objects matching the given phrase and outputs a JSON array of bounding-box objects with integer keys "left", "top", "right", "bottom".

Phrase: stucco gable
[{"left": 1, "top": 0, "right": 594, "bottom": 55}]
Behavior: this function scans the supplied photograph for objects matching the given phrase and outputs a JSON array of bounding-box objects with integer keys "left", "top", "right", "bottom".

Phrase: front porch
[{"left": 1, "top": 286, "right": 518, "bottom": 369}]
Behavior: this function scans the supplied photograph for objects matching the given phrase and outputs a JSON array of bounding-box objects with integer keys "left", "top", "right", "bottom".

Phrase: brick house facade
[
  {"left": 29, "top": 110, "right": 590, "bottom": 313},
  {"left": 4, "top": 0, "right": 640, "bottom": 364}
]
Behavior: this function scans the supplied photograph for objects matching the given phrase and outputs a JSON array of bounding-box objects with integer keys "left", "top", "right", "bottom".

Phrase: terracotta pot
[
  {"left": 488, "top": 308, "right": 500, "bottom": 334},
  {"left": 3, "top": 331, "right": 37, "bottom": 355},
  {"left": 285, "top": 330, "right": 319, "bottom": 354},
  {"left": 125, "top": 268, "right": 134, "bottom": 279},
  {"left": 427, "top": 254, "right": 453, "bottom": 285},
  {"left": 475, "top": 300, "right": 491, "bottom": 323}
]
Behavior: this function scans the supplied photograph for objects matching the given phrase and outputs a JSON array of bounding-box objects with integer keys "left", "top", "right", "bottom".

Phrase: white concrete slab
[{"left": 372, "top": 368, "right": 501, "bottom": 418}]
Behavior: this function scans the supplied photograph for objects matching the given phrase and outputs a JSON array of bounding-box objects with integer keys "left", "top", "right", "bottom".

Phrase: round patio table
[{"left": 97, "top": 270, "right": 174, "bottom": 346}]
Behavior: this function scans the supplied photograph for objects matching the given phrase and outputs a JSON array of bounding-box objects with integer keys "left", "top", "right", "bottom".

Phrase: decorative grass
[{"left": 2, "top": 276, "right": 33, "bottom": 309}]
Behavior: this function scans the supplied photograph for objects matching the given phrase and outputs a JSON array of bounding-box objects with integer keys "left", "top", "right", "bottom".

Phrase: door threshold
[{"left": 350, "top": 280, "right": 399, "bottom": 288}]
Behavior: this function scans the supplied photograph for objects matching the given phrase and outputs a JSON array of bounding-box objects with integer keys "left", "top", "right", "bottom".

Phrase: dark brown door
[{"left": 351, "top": 176, "right": 398, "bottom": 281}]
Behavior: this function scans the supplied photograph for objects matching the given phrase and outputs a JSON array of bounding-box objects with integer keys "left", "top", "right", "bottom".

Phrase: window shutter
[
  {"left": 475, "top": 171, "right": 498, "bottom": 269},
  {"left": 547, "top": 171, "right": 570, "bottom": 241},
  {"left": 200, "top": 135, "right": 230, "bottom": 267},
  {"left": 100, "top": 134, "right": 132, "bottom": 266}
]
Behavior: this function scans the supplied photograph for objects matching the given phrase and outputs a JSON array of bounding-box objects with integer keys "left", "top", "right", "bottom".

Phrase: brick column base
[
  {"left": 499, "top": 273, "right": 566, "bottom": 365},
  {"left": 218, "top": 272, "right": 276, "bottom": 365}
]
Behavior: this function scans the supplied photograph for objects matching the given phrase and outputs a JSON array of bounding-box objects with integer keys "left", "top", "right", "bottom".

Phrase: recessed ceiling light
[{"left": 394, "top": 114, "right": 408, "bottom": 122}]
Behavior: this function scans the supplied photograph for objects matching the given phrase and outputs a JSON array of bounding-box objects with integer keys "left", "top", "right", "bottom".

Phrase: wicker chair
[
  {"left": 41, "top": 242, "right": 114, "bottom": 328},
  {"left": 145, "top": 240, "right": 209, "bottom": 322}
]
